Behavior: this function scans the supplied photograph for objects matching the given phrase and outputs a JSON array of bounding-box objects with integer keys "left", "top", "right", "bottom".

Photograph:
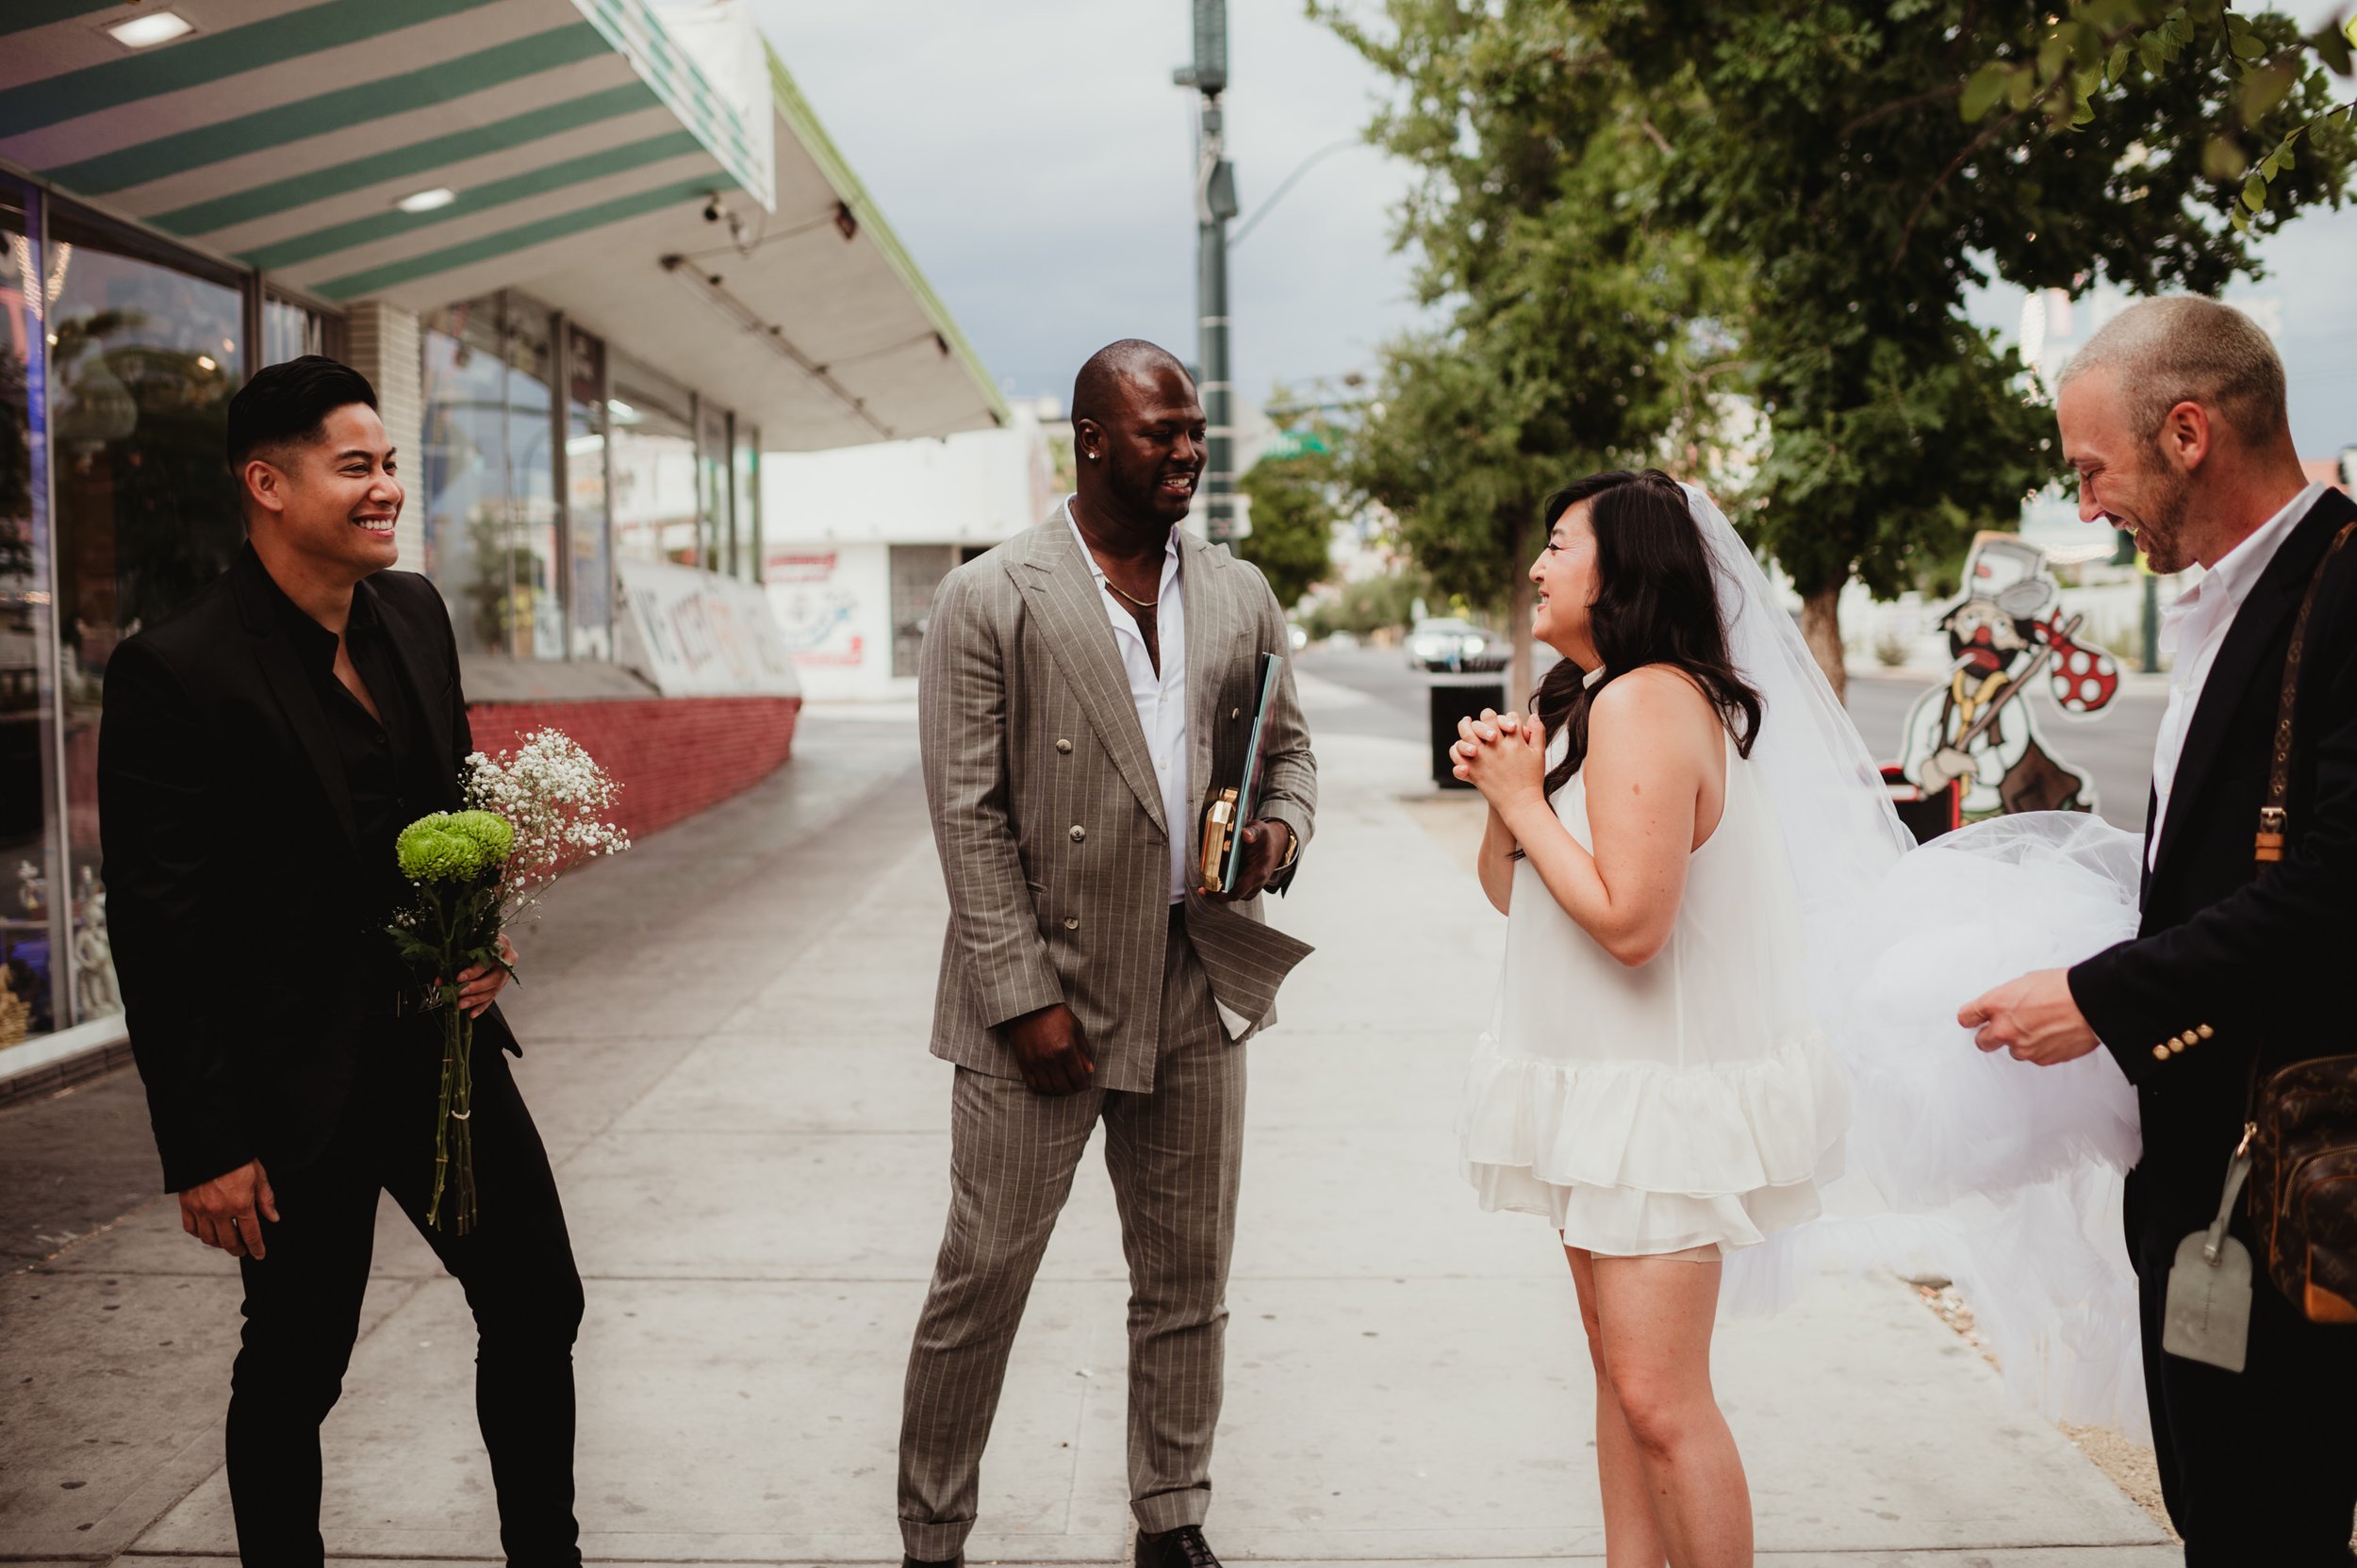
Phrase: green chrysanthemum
[{"left": 396, "top": 810, "right": 515, "bottom": 883}]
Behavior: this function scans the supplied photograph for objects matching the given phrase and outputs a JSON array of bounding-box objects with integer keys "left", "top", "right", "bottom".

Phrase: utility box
[{"left": 1429, "top": 681, "right": 1508, "bottom": 789}]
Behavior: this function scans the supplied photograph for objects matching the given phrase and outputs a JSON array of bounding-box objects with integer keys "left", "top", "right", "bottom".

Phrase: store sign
[{"left": 615, "top": 558, "right": 801, "bottom": 698}]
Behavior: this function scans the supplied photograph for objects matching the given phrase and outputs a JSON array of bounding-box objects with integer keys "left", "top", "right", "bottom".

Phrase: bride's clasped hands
[{"left": 1448, "top": 705, "right": 1540, "bottom": 803}]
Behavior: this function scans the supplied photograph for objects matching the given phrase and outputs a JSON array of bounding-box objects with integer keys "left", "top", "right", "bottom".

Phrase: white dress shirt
[
  {"left": 2148, "top": 482, "right": 2329, "bottom": 869},
  {"left": 1067, "top": 506, "right": 1190, "bottom": 902}
]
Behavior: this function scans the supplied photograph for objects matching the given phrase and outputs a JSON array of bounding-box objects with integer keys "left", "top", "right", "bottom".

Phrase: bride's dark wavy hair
[{"left": 1531, "top": 469, "right": 1764, "bottom": 797}]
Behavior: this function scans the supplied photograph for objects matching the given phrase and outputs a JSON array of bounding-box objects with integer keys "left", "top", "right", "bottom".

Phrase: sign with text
[
  {"left": 615, "top": 558, "right": 801, "bottom": 698},
  {"left": 766, "top": 550, "right": 865, "bottom": 669}
]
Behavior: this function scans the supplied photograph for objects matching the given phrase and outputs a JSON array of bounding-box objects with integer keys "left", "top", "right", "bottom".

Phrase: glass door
[{"left": 609, "top": 357, "right": 697, "bottom": 568}]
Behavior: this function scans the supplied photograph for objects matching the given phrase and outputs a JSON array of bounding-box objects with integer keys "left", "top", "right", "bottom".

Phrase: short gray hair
[{"left": 2056, "top": 295, "right": 2288, "bottom": 447}]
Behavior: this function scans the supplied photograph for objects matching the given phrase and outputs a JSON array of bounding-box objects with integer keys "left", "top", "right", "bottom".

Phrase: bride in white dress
[
  {"left": 1449, "top": 470, "right": 2150, "bottom": 1566},
  {"left": 1451, "top": 468, "right": 1846, "bottom": 1567}
]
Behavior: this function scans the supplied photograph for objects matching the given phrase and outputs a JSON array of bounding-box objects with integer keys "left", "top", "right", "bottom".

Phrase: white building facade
[{"left": 765, "top": 397, "right": 1066, "bottom": 701}]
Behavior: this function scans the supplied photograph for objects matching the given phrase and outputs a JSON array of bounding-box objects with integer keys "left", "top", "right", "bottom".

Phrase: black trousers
[
  {"left": 226, "top": 1017, "right": 585, "bottom": 1566},
  {"left": 2128, "top": 1168, "right": 2357, "bottom": 1565}
]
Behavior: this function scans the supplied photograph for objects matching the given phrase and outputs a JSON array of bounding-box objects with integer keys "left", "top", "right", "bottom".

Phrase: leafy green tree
[
  {"left": 1236, "top": 426, "right": 1342, "bottom": 611},
  {"left": 1304, "top": 570, "right": 1430, "bottom": 641},
  {"left": 1582, "top": 0, "right": 2355, "bottom": 693},
  {"left": 1319, "top": 0, "right": 1737, "bottom": 702},
  {"left": 1957, "top": 2, "right": 2357, "bottom": 223}
]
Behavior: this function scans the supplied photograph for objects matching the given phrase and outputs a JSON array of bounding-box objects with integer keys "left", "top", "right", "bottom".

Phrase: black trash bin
[{"left": 1429, "top": 680, "right": 1508, "bottom": 789}]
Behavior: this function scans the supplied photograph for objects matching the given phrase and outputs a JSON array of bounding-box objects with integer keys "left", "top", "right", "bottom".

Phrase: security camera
[{"left": 702, "top": 196, "right": 722, "bottom": 223}]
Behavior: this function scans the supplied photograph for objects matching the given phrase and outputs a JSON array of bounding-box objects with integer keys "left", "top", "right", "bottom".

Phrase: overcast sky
[{"left": 756, "top": 0, "right": 2356, "bottom": 458}]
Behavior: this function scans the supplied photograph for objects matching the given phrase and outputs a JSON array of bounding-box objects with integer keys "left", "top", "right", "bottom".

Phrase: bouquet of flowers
[{"left": 390, "top": 730, "right": 630, "bottom": 1231}]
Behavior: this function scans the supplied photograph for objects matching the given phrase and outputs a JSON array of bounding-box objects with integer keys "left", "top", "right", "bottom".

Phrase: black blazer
[
  {"left": 2069, "top": 486, "right": 2357, "bottom": 1228},
  {"left": 99, "top": 549, "right": 518, "bottom": 1193}
]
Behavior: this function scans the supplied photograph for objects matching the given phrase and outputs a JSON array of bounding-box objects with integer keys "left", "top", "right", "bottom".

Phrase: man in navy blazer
[{"left": 1963, "top": 298, "right": 2357, "bottom": 1565}]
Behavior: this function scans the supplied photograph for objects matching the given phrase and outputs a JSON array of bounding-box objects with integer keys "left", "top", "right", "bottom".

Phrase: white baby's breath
[{"left": 462, "top": 729, "right": 631, "bottom": 926}]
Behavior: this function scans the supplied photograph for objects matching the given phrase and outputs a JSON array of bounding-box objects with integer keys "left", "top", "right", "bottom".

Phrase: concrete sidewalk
[{"left": 0, "top": 703, "right": 2176, "bottom": 1565}]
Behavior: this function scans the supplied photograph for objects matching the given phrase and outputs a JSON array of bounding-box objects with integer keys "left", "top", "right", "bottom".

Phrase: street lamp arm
[{"left": 1228, "top": 137, "right": 1366, "bottom": 248}]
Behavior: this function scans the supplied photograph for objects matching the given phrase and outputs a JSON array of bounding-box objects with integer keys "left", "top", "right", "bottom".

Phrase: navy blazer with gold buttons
[{"left": 2069, "top": 485, "right": 2357, "bottom": 1229}]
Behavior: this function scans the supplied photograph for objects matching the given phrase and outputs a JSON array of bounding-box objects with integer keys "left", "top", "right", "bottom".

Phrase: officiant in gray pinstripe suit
[{"left": 899, "top": 341, "right": 1317, "bottom": 1568}]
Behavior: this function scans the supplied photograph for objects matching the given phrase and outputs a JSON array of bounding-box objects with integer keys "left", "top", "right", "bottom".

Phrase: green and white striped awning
[{"left": 0, "top": 0, "right": 1003, "bottom": 446}]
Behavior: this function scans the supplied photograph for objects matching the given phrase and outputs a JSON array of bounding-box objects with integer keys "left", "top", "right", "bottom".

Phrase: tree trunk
[
  {"left": 1508, "top": 571, "right": 1536, "bottom": 711},
  {"left": 1506, "top": 512, "right": 1535, "bottom": 711},
  {"left": 1801, "top": 578, "right": 1847, "bottom": 703}
]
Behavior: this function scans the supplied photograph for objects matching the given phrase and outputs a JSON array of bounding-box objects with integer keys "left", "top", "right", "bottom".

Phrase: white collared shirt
[
  {"left": 1066, "top": 504, "right": 1189, "bottom": 902},
  {"left": 2148, "top": 481, "right": 2330, "bottom": 868}
]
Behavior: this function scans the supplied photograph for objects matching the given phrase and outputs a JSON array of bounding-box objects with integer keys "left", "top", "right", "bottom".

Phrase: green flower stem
[
  {"left": 426, "top": 986, "right": 479, "bottom": 1233},
  {"left": 411, "top": 872, "right": 500, "bottom": 1236}
]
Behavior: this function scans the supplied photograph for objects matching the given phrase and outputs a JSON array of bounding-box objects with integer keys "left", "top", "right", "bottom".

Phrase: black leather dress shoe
[
  {"left": 1136, "top": 1525, "right": 1222, "bottom": 1568},
  {"left": 902, "top": 1556, "right": 960, "bottom": 1568}
]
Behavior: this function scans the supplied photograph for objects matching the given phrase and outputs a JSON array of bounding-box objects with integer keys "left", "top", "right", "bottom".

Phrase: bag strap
[
  {"left": 2255, "top": 516, "right": 2357, "bottom": 865},
  {"left": 2204, "top": 1138, "right": 2256, "bottom": 1264}
]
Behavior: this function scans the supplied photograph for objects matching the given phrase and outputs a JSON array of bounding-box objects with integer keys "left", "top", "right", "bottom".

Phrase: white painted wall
[
  {"left": 765, "top": 542, "right": 890, "bottom": 701},
  {"left": 763, "top": 398, "right": 1061, "bottom": 699}
]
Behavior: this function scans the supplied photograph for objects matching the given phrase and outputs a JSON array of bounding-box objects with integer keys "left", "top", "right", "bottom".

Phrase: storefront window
[
  {"left": 610, "top": 357, "right": 697, "bottom": 568},
  {"left": 421, "top": 300, "right": 502, "bottom": 645},
  {"left": 500, "top": 303, "right": 560, "bottom": 660},
  {"left": 733, "top": 423, "right": 760, "bottom": 585},
  {"left": 699, "top": 401, "right": 733, "bottom": 576},
  {"left": 565, "top": 323, "right": 612, "bottom": 659},
  {"left": 49, "top": 203, "right": 245, "bottom": 1030},
  {"left": 261, "top": 293, "right": 332, "bottom": 368},
  {"left": 0, "top": 183, "right": 58, "bottom": 1043},
  {"left": 420, "top": 294, "right": 560, "bottom": 659}
]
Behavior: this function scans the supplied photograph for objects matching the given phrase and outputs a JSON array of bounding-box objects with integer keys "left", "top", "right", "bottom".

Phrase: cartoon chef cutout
[{"left": 1901, "top": 533, "right": 2118, "bottom": 817}]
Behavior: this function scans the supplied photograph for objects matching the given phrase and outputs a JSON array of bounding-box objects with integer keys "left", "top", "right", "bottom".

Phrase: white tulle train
[{"left": 1727, "top": 809, "right": 2151, "bottom": 1437}]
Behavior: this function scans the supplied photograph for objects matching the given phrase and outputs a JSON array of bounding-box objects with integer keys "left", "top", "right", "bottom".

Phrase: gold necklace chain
[{"left": 1072, "top": 502, "right": 1162, "bottom": 609}]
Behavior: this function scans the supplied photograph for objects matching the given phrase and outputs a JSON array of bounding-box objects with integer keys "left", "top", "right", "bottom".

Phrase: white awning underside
[{"left": 0, "top": 0, "right": 1002, "bottom": 446}]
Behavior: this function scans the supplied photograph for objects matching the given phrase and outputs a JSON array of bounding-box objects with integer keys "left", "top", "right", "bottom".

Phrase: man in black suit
[
  {"left": 1962, "top": 297, "right": 2357, "bottom": 1564},
  {"left": 99, "top": 357, "right": 585, "bottom": 1566}
]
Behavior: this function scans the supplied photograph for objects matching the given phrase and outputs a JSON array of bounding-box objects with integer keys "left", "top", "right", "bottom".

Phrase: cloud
[{"left": 750, "top": 0, "right": 1422, "bottom": 403}]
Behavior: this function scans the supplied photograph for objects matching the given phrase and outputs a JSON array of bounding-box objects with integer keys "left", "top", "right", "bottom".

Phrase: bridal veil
[{"left": 1683, "top": 484, "right": 2150, "bottom": 1436}]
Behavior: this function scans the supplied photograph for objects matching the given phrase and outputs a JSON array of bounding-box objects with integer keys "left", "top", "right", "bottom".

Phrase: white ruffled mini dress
[{"left": 1459, "top": 728, "right": 1849, "bottom": 1255}]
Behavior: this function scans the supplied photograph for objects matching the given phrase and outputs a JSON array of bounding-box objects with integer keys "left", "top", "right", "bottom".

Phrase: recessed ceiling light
[
  {"left": 395, "top": 187, "right": 457, "bottom": 214},
  {"left": 104, "top": 10, "right": 195, "bottom": 48}
]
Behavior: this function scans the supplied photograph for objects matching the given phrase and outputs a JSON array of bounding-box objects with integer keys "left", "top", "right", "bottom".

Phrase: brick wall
[
  {"left": 465, "top": 695, "right": 803, "bottom": 842},
  {"left": 343, "top": 304, "right": 424, "bottom": 568}
]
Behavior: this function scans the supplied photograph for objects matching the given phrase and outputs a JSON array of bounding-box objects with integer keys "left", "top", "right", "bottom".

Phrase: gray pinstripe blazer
[{"left": 917, "top": 503, "right": 1317, "bottom": 1092}]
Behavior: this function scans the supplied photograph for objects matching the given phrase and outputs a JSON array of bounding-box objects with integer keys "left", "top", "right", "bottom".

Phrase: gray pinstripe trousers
[{"left": 898, "top": 912, "right": 1244, "bottom": 1557}]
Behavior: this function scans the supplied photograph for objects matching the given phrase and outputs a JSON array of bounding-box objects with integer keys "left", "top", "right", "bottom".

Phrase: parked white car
[{"left": 1407, "top": 617, "right": 1508, "bottom": 673}]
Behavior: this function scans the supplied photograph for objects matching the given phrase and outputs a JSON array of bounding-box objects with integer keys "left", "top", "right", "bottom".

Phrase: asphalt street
[{"left": 1295, "top": 643, "right": 2166, "bottom": 834}]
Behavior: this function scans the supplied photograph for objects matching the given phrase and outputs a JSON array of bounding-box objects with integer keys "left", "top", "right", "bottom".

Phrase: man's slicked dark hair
[
  {"left": 225, "top": 355, "right": 379, "bottom": 474},
  {"left": 1070, "top": 338, "right": 1189, "bottom": 429}
]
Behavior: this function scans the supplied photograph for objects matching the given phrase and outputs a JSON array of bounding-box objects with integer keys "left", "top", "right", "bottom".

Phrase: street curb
[{"left": 0, "top": 1020, "right": 132, "bottom": 1110}]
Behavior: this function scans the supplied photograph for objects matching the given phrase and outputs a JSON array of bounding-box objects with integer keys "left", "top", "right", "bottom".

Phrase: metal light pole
[{"left": 1176, "top": 0, "right": 1239, "bottom": 542}]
